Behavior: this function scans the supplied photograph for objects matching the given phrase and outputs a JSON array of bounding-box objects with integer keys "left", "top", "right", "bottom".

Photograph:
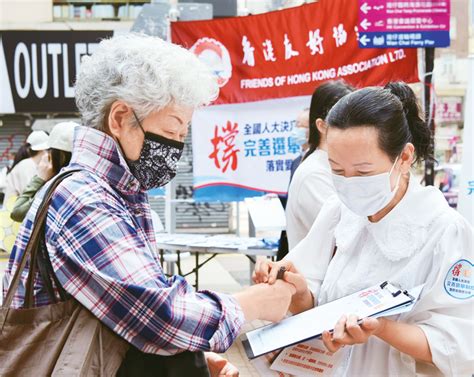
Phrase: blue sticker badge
[{"left": 444, "top": 259, "right": 473, "bottom": 300}]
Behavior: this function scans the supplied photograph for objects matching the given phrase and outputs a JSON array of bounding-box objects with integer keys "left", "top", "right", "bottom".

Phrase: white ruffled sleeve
[{"left": 284, "top": 195, "right": 341, "bottom": 300}]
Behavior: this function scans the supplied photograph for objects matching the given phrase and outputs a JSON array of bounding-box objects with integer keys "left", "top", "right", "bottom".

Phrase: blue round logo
[{"left": 444, "top": 259, "right": 473, "bottom": 300}]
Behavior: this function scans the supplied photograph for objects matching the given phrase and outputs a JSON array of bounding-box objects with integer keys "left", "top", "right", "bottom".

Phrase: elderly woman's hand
[
  {"left": 205, "top": 352, "right": 239, "bottom": 377},
  {"left": 321, "top": 315, "right": 386, "bottom": 353}
]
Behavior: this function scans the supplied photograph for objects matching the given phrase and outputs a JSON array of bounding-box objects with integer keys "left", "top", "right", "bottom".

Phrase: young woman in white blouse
[
  {"left": 286, "top": 81, "right": 353, "bottom": 251},
  {"left": 254, "top": 82, "right": 473, "bottom": 376}
]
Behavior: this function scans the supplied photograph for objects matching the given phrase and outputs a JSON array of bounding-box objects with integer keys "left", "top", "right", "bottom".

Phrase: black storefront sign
[{"left": 1, "top": 30, "right": 113, "bottom": 113}]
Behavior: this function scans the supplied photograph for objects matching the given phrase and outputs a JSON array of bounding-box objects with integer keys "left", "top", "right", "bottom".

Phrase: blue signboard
[
  {"left": 358, "top": 31, "right": 450, "bottom": 48},
  {"left": 358, "top": 0, "right": 451, "bottom": 49}
]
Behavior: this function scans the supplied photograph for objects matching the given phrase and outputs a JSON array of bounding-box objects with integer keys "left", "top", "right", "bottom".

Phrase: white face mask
[
  {"left": 289, "top": 127, "right": 308, "bottom": 147},
  {"left": 331, "top": 156, "right": 402, "bottom": 217}
]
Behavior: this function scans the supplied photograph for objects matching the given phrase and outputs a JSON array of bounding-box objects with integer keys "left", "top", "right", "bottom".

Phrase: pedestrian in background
[
  {"left": 10, "top": 122, "right": 77, "bottom": 222},
  {"left": 4, "top": 131, "right": 49, "bottom": 205}
]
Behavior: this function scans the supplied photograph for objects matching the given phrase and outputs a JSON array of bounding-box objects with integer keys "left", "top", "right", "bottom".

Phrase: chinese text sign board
[
  {"left": 192, "top": 97, "right": 310, "bottom": 201},
  {"left": 172, "top": 1, "right": 419, "bottom": 105},
  {"left": 358, "top": 0, "right": 450, "bottom": 48}
]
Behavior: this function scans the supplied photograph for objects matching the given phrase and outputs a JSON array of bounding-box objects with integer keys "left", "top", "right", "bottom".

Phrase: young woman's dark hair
[
  {"left": 304, "top": 80, "right": 354, "bottom": 161},
  {"left": 8, "top": 144, "right": 32, "bottom": 173},
  {"left": 326, "top": 82, "right": 432, "bottom": 164},
  {"left": 50, "top": 148, "right": 72, "bottom": 175}
]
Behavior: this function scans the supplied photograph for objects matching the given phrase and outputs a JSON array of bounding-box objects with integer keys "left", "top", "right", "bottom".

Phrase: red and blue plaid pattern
[{"left": 3, "top": 126, "right": 244, "bottom": 354}]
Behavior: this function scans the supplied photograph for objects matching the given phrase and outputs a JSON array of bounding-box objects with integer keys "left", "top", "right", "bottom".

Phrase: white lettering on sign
[
  {"left": 75, "top": 43, "right": 88, "bottom": 73},
  {"left": 312, "top": 68, "right": 337, "bottom": 81},
  {"left": 287, "top": 72, "right": 311, "bottom": 85},
  {"left": 240, "top": 77, "right": 274, "bottom": 89},
  {"left": 14, "top": 42, "right": 31, "bottom": 99},
  {"left": 62, "top": 43, "right": 75, "bottom": 98},
  {"left": 12, "top": 42, "right": 99, "bottom": 100},
  {"left": 47, "top": 43, "right": 62, "bottom": 98},
  {"left": 238, "top": 50, "right": 408, "bottom": 91},
  {"left": 31, "top": 43, "right": 48, "bottom": 98}
]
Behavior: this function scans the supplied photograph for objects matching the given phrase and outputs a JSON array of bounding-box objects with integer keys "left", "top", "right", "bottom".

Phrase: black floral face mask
[{"left": 127, "top": 112, "right": 184, "bottom": 190}]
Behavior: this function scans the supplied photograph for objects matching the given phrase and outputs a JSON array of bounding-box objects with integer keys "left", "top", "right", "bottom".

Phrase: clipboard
[{"left": 242, "top": 281, "right": 418, "bottom": 359}]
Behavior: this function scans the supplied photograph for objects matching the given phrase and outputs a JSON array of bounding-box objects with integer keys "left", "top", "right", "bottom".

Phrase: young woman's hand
[
  {"left": 252, "top": 258, "right": 313, "bottom": 314},
  {"left": 321, "top": 315, "right": 386, "bottom": 353},
  {"left": 253, "top": 258, "right": 298, "bottom": 284}
]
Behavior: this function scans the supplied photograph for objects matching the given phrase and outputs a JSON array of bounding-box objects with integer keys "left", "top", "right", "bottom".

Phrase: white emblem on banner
[{"left": 191, "top": 37, "right": 232, "bottom": 87}]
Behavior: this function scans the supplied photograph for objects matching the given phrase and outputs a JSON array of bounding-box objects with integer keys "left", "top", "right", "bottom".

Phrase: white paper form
[
  {"left": 270, "top": 338, "right": 343, "bottom": 376},
  {"left": 243, "top": 282, "right": 415, "bottom": 359}
]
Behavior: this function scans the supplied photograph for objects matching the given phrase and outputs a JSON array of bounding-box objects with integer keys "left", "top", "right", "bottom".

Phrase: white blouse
[
  {"left": 286, "top": 149, "right": 335, "bottom": 250},
  {"left": 286, "top": 176, "right": 474, "bottom": 376}
]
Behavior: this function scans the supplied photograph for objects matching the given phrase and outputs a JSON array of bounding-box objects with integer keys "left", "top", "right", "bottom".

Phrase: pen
[{"left": 276, "top": 266, "right": 286, "bottom": 280}]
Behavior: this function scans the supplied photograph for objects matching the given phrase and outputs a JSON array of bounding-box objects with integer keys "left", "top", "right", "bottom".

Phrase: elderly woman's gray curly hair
[{"left": 75, "top": 33, "right": 219, "bottom": 130}]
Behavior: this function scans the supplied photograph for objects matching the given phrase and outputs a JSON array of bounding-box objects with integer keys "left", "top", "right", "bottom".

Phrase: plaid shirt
[{"left": 3, "top": 126, "right": 244, "bottom": 354}]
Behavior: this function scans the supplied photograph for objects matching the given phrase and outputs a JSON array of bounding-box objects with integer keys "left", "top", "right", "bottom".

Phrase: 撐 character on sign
[{"left": 208, "top": 121, "right": 240, "bottom": 173}]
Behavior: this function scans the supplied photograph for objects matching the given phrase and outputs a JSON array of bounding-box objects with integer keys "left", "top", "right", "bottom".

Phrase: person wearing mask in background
[
  {"left": 288, "top": 109, "right": 310, "bottom": 179},
  {"left": 3, "top": 34, "right": 297, "bottom": 376},
  {"left": 3, "top": 131, "right": 49, "bottom": 205},
  {"left": 10, "top": 122, "right": 77, "bottom": 222},
  {"left": 277, "top": 108, "right": 310, "bottom": 260},
  {"left": 285, "top": 81, "right": 354, "bottom": 252},
  {"left": 255, "top": 83, "right": 473, "bottom": 376}
]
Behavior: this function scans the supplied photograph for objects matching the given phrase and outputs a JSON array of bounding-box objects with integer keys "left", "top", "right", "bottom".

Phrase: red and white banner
[
  {"left": 192, "top": 96, "right": 310, "bottom": 202},
  {"left": 171, "top": 0, "right": 419, "bottom": 105}
]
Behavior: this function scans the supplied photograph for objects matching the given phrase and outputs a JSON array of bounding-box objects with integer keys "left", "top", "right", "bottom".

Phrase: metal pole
[
  {"left": 236, "top": 201, "right": 240, "bottom": 236},
  {"left": 248, "top": 210, "right": 256, "bottom": 283},
  {"left": 424, "top": 47, "right": 436, "bottom": 186}
]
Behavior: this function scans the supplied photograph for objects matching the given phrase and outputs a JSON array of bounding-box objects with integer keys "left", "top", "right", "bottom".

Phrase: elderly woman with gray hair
[{"left": 3, "top": 34, "right": 296, "bottom": 375}]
